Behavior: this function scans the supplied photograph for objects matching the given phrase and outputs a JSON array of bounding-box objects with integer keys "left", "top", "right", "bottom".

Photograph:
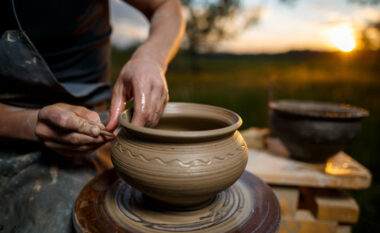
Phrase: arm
[
  {"left": 0, "top": 103, "right": 38, "bottom": 141},
  {"left": 107, "top": 0, "right": 185, "bottom": 130},
  {"left": 0, "top": 102, "right": 112, "bottom": 156}
]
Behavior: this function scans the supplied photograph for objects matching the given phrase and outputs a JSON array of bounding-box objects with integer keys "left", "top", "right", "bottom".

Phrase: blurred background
[{"left": 109, "top": 0, "right": 380, "bottom": 232}]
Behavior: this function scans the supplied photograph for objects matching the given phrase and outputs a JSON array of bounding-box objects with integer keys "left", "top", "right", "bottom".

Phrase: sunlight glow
[{"left": 327, "top": 24, "right": 356, "bottom": 52}]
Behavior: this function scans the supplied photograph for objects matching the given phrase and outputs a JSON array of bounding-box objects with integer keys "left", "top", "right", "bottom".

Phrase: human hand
[
  {"left": 34, "top": 103, "right": 113, "bottom": 156},
  {"left": 107, "top": 57, "right": 169, "bottom": 131}
]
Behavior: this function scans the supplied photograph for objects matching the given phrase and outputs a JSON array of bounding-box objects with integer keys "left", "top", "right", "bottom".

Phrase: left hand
[
  {"left": 35, "top": 103, "right": 113, "bottom": 157},
  {"left": 106, "top": 57, "right": 169, "bottom": 131}
]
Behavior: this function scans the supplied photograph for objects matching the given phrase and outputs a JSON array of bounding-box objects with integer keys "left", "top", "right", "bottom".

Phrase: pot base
[
  {"left": 73, "top": 169, "right": 280, "bottom": 233},
  {"left": 138, "top": 193, "right": 217, "bottom": 211}
]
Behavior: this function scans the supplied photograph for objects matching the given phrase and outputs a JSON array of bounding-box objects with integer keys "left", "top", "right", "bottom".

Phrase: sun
[{"left": 327, "top": 24, "right": 356, "bottom": 52}]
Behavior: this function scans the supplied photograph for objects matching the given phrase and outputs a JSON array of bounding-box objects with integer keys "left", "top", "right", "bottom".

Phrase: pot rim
[
  {"left": 270, "top": 100, "right": 369, "bottom": 120},
  {"left": 118, "top": 102, "right": 242, "bottom": 140}
]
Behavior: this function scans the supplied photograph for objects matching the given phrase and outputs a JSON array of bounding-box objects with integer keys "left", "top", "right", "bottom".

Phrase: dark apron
[
  {"left": 0, "top": 1, "right": 110, "bottom": 232},
  {"left": 0, "top": 0, "right": 112, "bottom": 108}
]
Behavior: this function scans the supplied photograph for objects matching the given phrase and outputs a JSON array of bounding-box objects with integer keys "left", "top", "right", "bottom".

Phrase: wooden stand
[{"left": 242, "top": 128, "right": 372, "bottom": 233}]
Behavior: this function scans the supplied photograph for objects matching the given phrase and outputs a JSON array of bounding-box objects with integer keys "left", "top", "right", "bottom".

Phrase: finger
[
  {"left": 131, "top": 84, "right": 153, "bottom": 127},
  {"left": 35, "top": 123, "right": 112, "bottom": 145},
  {"left": 55, "top": 103, "right": 104, "bottom": 129},
  {"left": 70, "top": 106, "right": 107, "bottom": 137},
  {"left": 158, "top": 91, "right": 169, "bottom": 117},
  {"left": 150, "top": 88, "right": 166, "bottom": 127},
  {"left": 73, "top": 108, "right": 107, "bottom": 136},
  {"left": 38, "top": 105, "right": 101, "bottom": 137},
  {"left": 72, "top": 106, "right": 105, "bottom": 128},
  {"left": 107, "top": 79, "right": 127, "bottom": 131}
]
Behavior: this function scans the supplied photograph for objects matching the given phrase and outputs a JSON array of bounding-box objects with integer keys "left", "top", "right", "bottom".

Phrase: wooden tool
[{"left": 99, "top": 130, "right": 114, "bottom": 137}]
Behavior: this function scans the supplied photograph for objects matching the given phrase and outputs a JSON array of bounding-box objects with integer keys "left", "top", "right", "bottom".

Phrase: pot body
[
  {"left": 111, "top": 128, "right": 248, "bottom": 208},
  {"left": 271, "top": 112, "right": 361, "bottom": 163},
  {"left": 270, "top": 100, "right": 368, "bottom": 163}
]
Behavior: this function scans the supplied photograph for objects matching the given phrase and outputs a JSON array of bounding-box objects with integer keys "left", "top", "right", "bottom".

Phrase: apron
[
  {"left": 0, "top": 1, "right": 111, "bottom": 232},
  {"left": 0, "top": 0, "right": 112, "bottom": 108}
]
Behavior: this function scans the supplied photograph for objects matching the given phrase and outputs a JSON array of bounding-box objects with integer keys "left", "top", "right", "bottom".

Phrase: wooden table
[{"left": 242, "top": 128, "right": 372, "bottom": 233}]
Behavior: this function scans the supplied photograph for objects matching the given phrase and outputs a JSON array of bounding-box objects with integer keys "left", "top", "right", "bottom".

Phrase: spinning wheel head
[{"left": 73, "top": 169, "right": 280, "bottom": 233}]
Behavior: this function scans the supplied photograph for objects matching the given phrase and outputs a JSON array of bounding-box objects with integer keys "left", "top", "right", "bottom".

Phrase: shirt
[{"left": 1, "top": 0, "right": 112, "bottom": 84}]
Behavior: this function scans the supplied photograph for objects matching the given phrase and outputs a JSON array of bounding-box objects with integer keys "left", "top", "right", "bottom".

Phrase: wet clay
[
  {"left": 154, "top": 116, "right": 228, "bottom": 131},
  {"left": 111, "top": 102, "right": 248, "bottom": 208}
]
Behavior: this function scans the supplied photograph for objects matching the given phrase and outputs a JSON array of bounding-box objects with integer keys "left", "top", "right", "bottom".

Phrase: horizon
[
  {"left": 110, "top": 0, "right": 380, "bottom": 54},
  {"left": 112, "top": 44, "right": 379, "bottom": 56}
]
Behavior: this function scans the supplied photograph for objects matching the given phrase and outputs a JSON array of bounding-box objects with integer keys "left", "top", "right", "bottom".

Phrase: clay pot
[
  {"left": 111, "top": 102, "right": 248, "bottom": 208},
  {"left": 270, "top": 100, "right": 369, "bottom": 163}
]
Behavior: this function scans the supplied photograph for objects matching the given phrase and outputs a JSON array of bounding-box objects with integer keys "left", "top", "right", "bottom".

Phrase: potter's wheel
[{"left": 73, "top": 169, "right": 280, "bottom": 233}]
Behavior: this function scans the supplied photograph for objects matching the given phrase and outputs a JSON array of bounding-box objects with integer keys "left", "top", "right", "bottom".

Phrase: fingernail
[{"left": 91, "top": 126, "right": 100, "bottom": 136}]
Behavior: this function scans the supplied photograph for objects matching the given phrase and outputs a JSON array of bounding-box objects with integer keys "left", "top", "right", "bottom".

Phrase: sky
[{"left": 110, "top": 0, "right": 380, "bottom": 54}]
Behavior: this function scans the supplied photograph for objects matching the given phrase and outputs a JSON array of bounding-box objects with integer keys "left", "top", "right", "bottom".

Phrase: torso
[{"left": 1, "top": 0, "right": 112, "bottom": 83}]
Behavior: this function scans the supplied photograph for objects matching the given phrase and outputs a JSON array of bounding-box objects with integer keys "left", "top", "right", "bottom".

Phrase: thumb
[{"left": 106, "top": 82, "right": 126, "bottom": 131}]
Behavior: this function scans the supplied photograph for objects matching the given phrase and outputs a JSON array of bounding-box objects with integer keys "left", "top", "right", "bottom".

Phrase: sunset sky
[{"left": 110, "top": 0, "right": 380, "bottom": 54}]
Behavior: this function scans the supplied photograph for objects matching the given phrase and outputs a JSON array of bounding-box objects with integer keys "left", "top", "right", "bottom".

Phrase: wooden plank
[
  {"left": 299, "top": 188, "right": 359, "bottom": 224},
  {"left": 271, "top": 186, "right": 299, "bottom": 217},
  {"left": 337, "top": 225, "right": 352, "bottom": 233},
  {"left": 279, "top": 210, "right": 338, "bottom": 233},
  {"left": 240, "top": 127, "right": 269, "bottom": 150},
  {"left": 314, "top": 189, "right": 359, "bottom": 224},
  {"left": 246, "top": 148, "right": 372, "bottom": 190}
]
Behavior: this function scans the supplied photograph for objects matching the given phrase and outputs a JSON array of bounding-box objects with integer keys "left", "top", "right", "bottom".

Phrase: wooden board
[
  {"left": 337, "top": 225, "right": 352, "bottom": 233},
  {"left": 246, "top": 147, "right": 371, "bottom": 190},
  {"left": 279, "top": 210, "right": 337, "bottom": 233},
  {"left": 271, "top": 186, "right": 299, "bottom": 217},
  {"left": 240, "top": 127, "right": 269, "bottom": 150},
  {"left": 311, "top": 189, "right": 359, "bottom": 223}
]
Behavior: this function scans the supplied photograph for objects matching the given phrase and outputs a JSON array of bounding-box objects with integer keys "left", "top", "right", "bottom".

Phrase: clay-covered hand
[
  {"left": 107, "top": 57, "right": 169, "bottom": 130},
  {"left": 34, "top": 103, "right": 113, "bottom": 156}
]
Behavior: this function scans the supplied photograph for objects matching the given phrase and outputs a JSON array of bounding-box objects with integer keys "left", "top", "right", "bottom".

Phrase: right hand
[
  {"left": 107, "top": 57, "right": 169, "bottom": 131},
  {"left": 34, "top": 103, "right": 113, "bottom": 156}
]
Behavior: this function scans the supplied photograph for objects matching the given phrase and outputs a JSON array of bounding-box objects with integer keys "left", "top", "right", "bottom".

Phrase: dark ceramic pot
[{"left": 270, "top": 100, "right": 369, "bottom": 163}]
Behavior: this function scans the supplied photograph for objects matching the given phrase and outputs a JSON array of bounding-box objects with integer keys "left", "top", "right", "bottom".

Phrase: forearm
[
  {"left": 130, "top": 0, "right": 185, "bottom": 72},
  {"left": 0, "top": 103, "right": 38, "bottom": 141},
  {"left": 107, "top": 0, "right": 185, "bottom": 129}
]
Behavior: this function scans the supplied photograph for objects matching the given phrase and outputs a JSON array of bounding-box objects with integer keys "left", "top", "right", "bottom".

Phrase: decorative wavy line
[{"left": 115, "top": 142, "right": 247, "bottom": 168}]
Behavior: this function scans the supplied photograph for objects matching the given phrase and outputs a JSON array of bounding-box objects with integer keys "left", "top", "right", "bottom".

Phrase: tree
[
  {"left": 180, "top": 0, "right": 380, "bottom": 54},
  {"left": 280, "top": 0, "right": 380, "bottom": 4},
  {"left": 348, "top": 0, "right": 380, "bottom": 4},
  {"left": 181, "top": 0, "right": 261, "bottom": 53},
  {"left": 360, "top": 21, "right": 380, "bottom": 50}
]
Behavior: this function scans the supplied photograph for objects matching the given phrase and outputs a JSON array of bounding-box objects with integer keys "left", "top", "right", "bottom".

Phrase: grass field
[{"left": 111, "top": 48, "right": 380, "bottom": 233}]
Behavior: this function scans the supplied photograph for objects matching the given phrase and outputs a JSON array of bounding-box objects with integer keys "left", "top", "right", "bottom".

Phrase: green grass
[{"left": 111, "top": 48, "right": 380, "bottom": 233}]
